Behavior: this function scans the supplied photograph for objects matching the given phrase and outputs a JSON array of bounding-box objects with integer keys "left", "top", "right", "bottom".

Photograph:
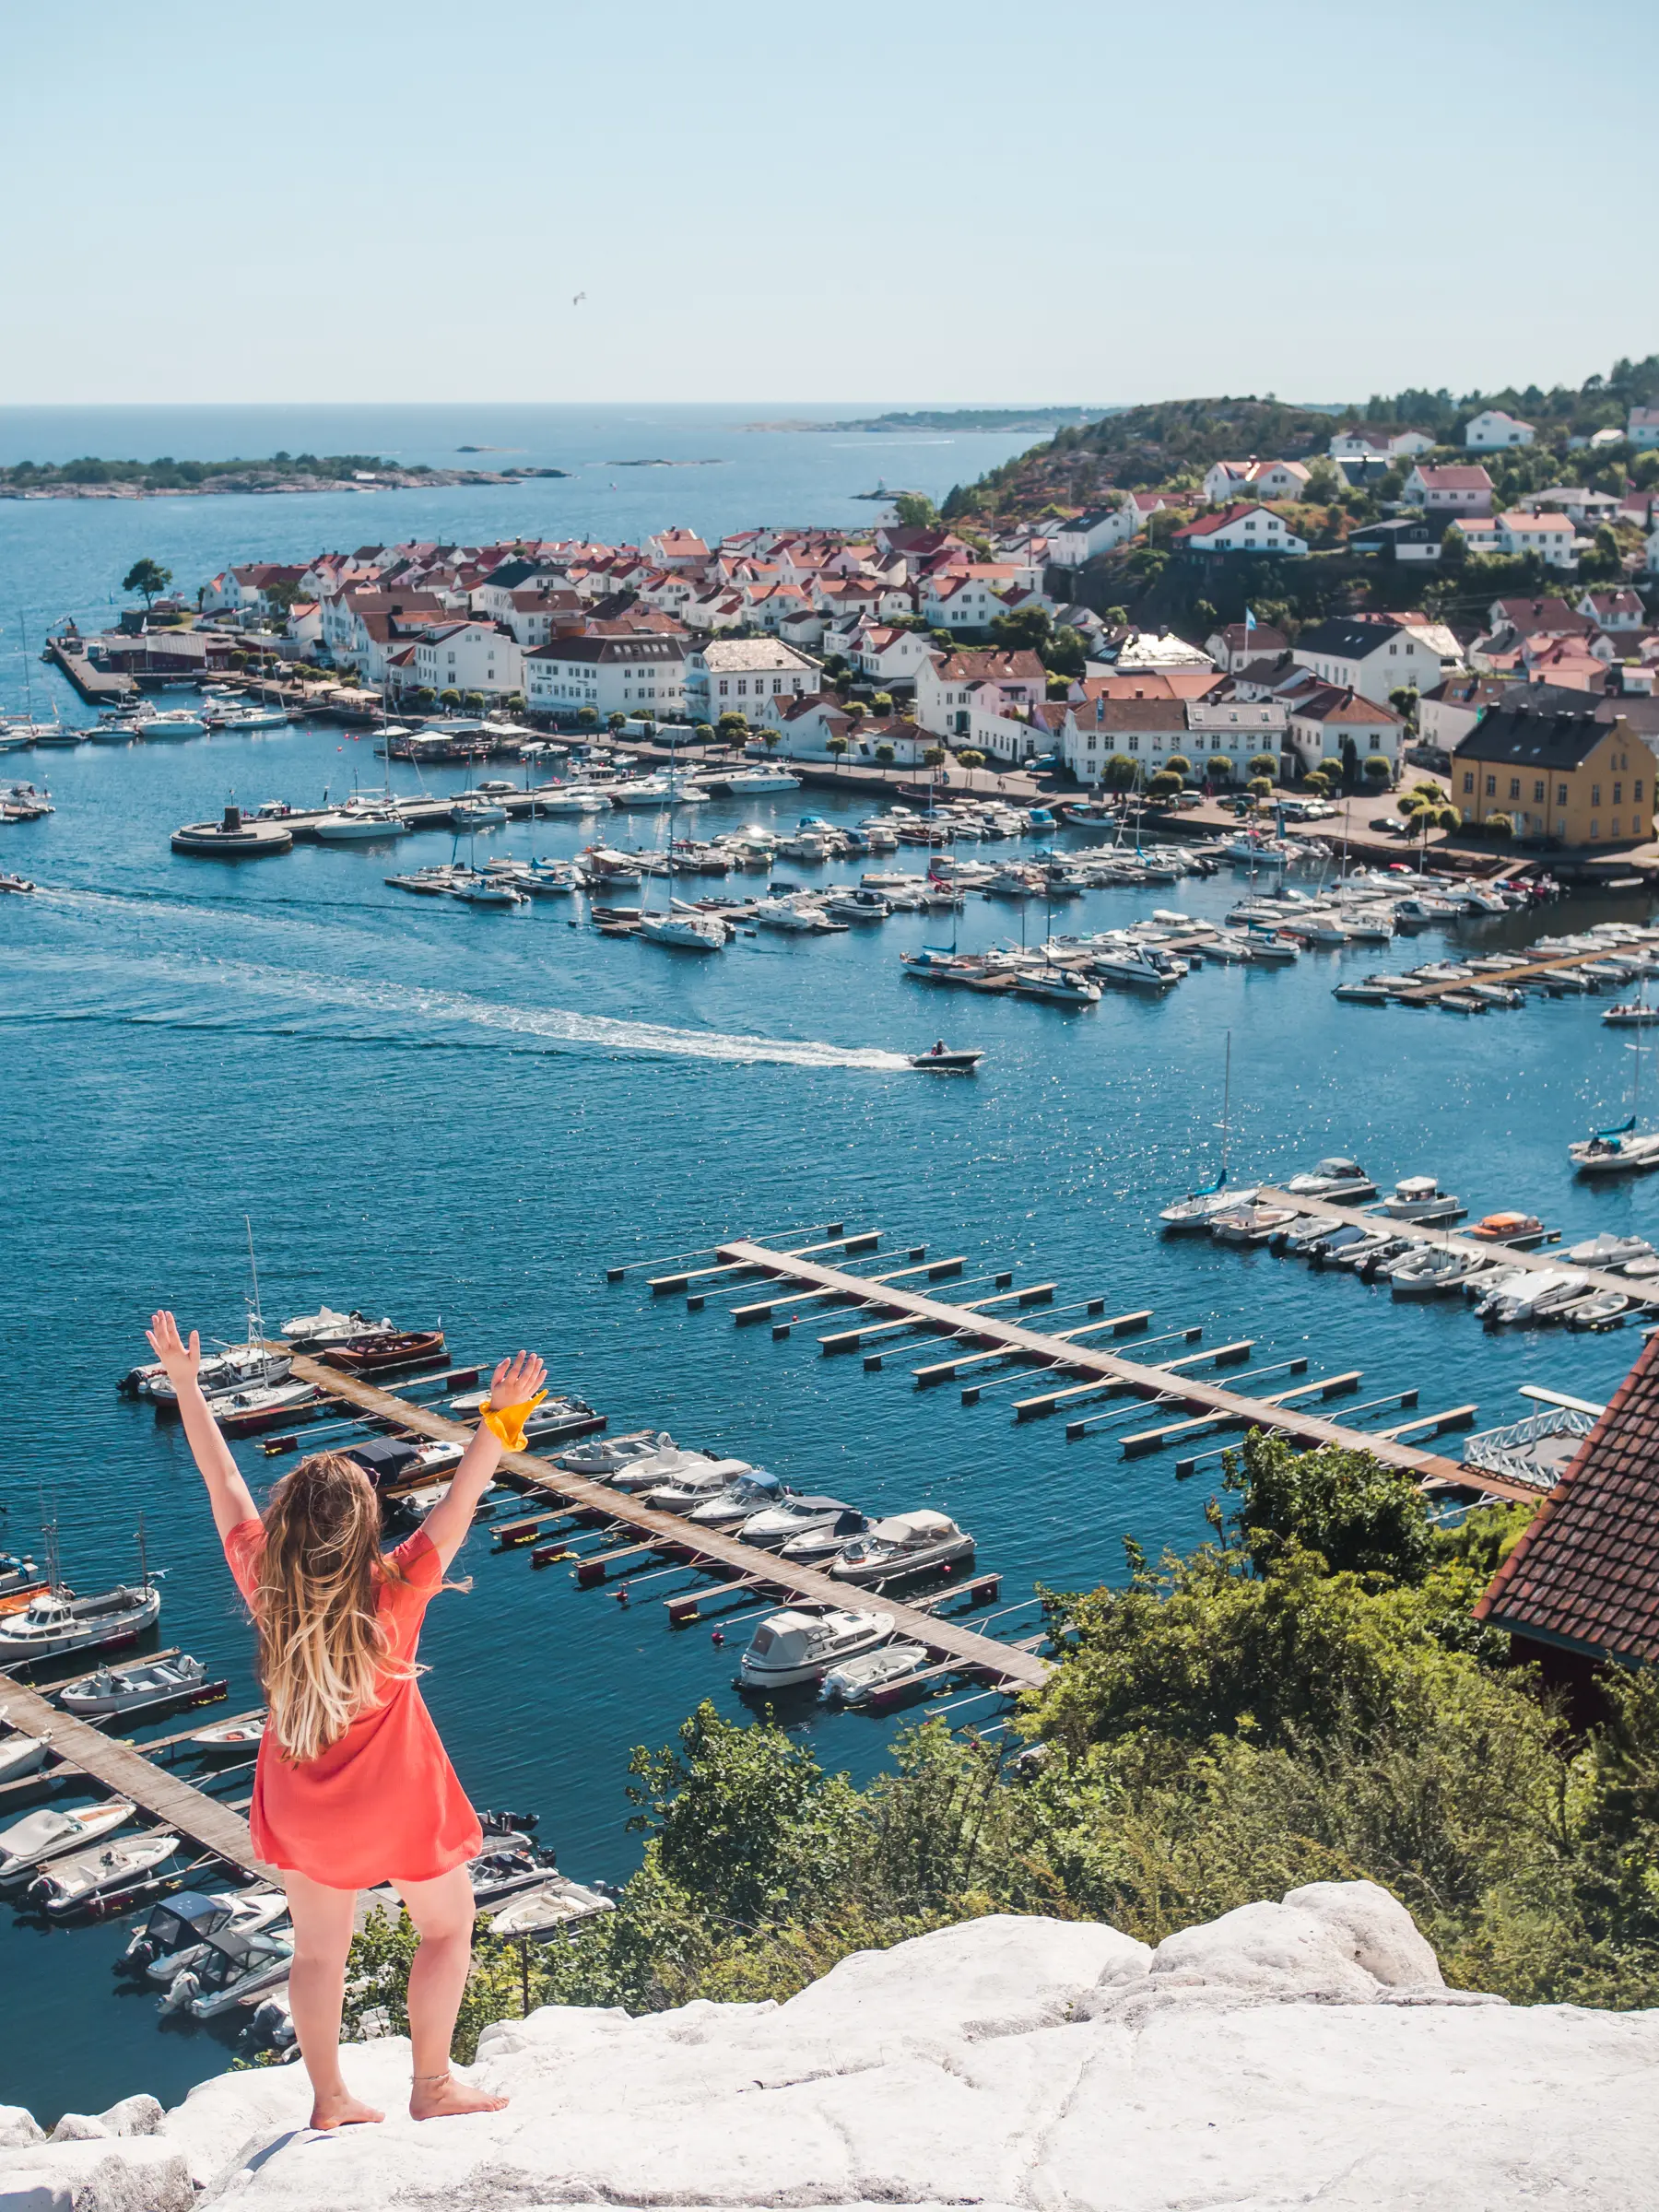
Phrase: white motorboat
[
  {"left": 122, "top": 1887, "right": 288, "bottom": 1978},
  {"left": 1090, "top": 944, "right": 1184, "bottom": 991},
  {"left": 488, "top": 1876, "right": 615, "bottom": 1936},
  {"left": 450, "top": 798, "right": 509, "bottom": 830},
  {"left": 1477, "top": 1270, "right": 1586, "bottom": 1326},
  {"left": 828, "top": 1510, "right": 974, "bottom": 1584},
  {"left": 1563, "top": 1288, "right": 1632, "bottom": 1331},
  {"left": 313, "top": 798, "right": 408, "bottom": 841},
  {"left": 0, "top": 1731, "right": 47, "bottom": 1784},
  {"left": 1159, "top": 1185, "right": 1259, "bottom": 1233},
  {"left": 449, "top": 872, "right": 527, "bottom": 906},
  {"left": 1386, "top": 1247, "right": 1483, "bottom": 1300},
  {"left": 820, "top": 1640, "right": 932, "bottom": 1705},
  {"left": 1012, "top": 967, "right": 1103, "bottom": 1005},
  {"left": 753, "top": 893, "right": 833, "bottom": 933},
  {"left": 206, "top": 704, "right": 290, "bottom": 731},
  {"left": 59, "top": 1654, "right": 211, "bottom": 1717},
  {"left": 208, "top": 1380, "right": 323, "bottom": 1437},
  {"left": 644, "top": 1460, "right": 758, "bottom": 1512},
  {"left": 610, "top": 1448, "right": 750, "bottom": 1496},
  {"left": 638, "top": 911, "right": 726, "bottom": 952},
  {"left": 724, "top": 769, "right": 802, "bottom": 793},
  {"left": 738, "top": 1495, "right": 858, "bottom": 1550},
  {"left": 1379, "top": 1176, "right": 1462, "bottom": 1222},
  {"left": 534, "top": 786, "right": 612, "bottom": 813},
  {"left": 779, "top": 1509, "right": 873, "bottom": 1565},
  {"left": 189, "top": 1712, "right": 266, "bottom": 1759},
  {"left": 29, "top": 1830, "right": 182, "bottom": 1915},
  {"left": 557, "top": 1430, "right": 675, "bottom": 1476},
  {"left": 1567, "top": 1233, "right": 1654, "bottom": 1269},
  {"left": 0, "top": 1580, "right": 160, "bottom": 1665},
  {"left": 279, "top": 1306, "right": 395, "bottom": 1351},
  {"left": 737, "top": 1606, "right": 897, "bottom": 1691},
  {"left": 1570, "top": 1127, "right": 1659, "bottom": 1177},
  {"left": 136, "top": 710, "right": 207, "bottom": 739},
  {"left": 146, "top": 1343, "right": 291, "bottom": 1406},
  {"left": 159, "top": 1926, "right": 295, "bottom": 2018},
  {"left": 0, "top": 1799, "right": 135, "bottom": 1880},
  {"left": 1209, "top": 1202, "right": 1298, "bottom": 1246},
  {"left": 1282, "top": 1158, "right": 1374, "bottom": 1200},
  {"left": 685, "top": 1473, "right": 787, "bottom": 1529},
  {"left": 824, "top": 888, "right": 892, "bottom": 923},
  {"left": 0, "top": 1549, "right": 44, "bottom": 1600}
]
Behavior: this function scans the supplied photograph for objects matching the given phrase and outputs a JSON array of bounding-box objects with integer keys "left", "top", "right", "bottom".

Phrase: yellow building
[{"left": 1453, "top": 701, "right": 1652, "bottom": 847}]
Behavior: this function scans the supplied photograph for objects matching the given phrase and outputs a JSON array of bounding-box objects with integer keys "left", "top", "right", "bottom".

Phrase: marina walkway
[
  {"left": 1253, "top": 1188, "right": 1654, "bottom": 1305},
  {"left": 0, "top": 1680, "right": 261, "bottom": 1875},
  {"left": 712, "top": 1242, "right": 1539, "bottom": 1504},
  {"left": 282, "top": 1354, "right": 1053, "bottom": 1690}
]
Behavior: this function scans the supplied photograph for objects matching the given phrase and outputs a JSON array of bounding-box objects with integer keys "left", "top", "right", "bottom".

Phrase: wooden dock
[
  {"left": 706, "top": 1242, "right": 1538, "bottom": 1503},
  {"left": 281, "top": 1353, "right": 1053, "bottom": 1689},
  {"left": 1253, "top": 1187, "right": 1656, "bottom": 1305},
  {"left": 1394, "top": 947, "right": 1653, "bottom": 1004},
  {"left": 0, "top": 1679, "right": 262, "bottom": 1875}
]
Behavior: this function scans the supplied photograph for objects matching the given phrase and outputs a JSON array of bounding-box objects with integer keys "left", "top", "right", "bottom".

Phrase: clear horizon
[{"left": 2, "top": 0, "right": 1646, "bottom": 409}]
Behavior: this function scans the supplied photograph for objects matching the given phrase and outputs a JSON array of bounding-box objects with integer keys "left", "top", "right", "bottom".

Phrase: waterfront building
[
  {"left": 409, "top": 620, "right": 524, "bottom": 700},
  {"left": 913, "top": 648, "right": 1046, "bottom": 740},
  {"left": 1291, "top": 616, "right": 1461, "bottom": 706},
  {"left": 1453, "top": 700, "right": 1652, "bottom": 844},
  {"left": 525, "top": 633, "right": 688, "bottom": 721},
  {"left": 683, "top": 639, "right": 818, "bottom": 725}
]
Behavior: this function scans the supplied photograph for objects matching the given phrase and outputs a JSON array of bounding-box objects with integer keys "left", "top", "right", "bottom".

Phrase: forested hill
[{"left": 942, "top": 397, "right": 1337, "bottom": 520}]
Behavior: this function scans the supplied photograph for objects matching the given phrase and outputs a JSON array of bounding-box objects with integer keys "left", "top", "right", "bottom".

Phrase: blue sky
[{"left": 2, "top": 0, "right": 1648, "bottom": 407}]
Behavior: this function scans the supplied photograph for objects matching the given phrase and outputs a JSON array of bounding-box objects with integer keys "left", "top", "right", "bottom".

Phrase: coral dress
[{"left": 223, "top": 1520, "right": 482, "bottom": 1888}]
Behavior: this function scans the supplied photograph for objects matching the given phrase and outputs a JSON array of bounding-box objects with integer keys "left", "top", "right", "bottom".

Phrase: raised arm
[
  {"left": 419, "top": 1350, "right": 547, "bottom": 1572},
  {"left": 146, "top": 1310, "right": 261, "bottom": 1542}
]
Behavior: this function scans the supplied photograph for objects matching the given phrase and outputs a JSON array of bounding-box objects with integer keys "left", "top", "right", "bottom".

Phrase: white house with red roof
[
  {"left": 1465, "top": 409, "right": 1535, "bottom": 449},
  {"left": 524, "top": 632, "right": 687, "bottom": 722},
  {"left": 837, "top": 621, "right": 936, "bottom": 689},
  {"left": 1201, "top": 459, "right": 1312, "bottom": 504},
  {"left": 1577, "top": 588, "right": 1646, "bottom": 631},
  {"left": 410, "top": 620, "right": 523, "bottom": 700},
  {"left": 913, "top": 648, "right": 1046, "bottom": 739},
  {"left": 1284, "top": 685, "right": 1406, "bottom": 774},
  {"left": 1494, "top": 510, "right": 1578, "bottom": 569},
  {"left": 646, "top": 528, "right": 710, "bottom": 571},
  {"left": 1403, "top": 463, "right": 1493, "bottom": 516},
  {"left": 1627, "top": 407, "right": 1659, "bottom": 449},
  {"left": 684, "top": 637, "right": 820, "bottom": 725},
  {"left": 1328, "top": 428, "right": 1435, "bottom": 460},
  {"left": 918, "top": 565, "right": 1028, "bottom": 629},
  {"left": 1171, "top": 505, "right": 1308, "bottom": 558}
]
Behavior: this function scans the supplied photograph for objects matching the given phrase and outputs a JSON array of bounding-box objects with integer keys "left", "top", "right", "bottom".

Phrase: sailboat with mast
[
  {"left": 1571, "top": 1010, "right": 1659, "bottom": 1175},
  {"left": 0, "top": 1507, "right": 162, "bottom": 1664},
  {"left": 1159, "top": 1032, "right": 1261, "bottom": 1230},
  {"left": 638, "top": 725, "right": 727, "bottom": 951}
]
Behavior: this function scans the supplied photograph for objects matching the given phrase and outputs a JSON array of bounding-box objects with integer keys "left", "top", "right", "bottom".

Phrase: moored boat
[
  {"left": 737, "top": 1606, "right": 897, "bottom": 1691},
  {"left": 320, "top": 1328, "right": 446, "bottom": 1374}
]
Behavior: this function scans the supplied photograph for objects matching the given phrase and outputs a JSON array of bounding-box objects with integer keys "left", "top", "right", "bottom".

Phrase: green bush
[
  {"left": 1209, "top": 754, "right": 1235, "bottom": 783},
  {"left": 1485, "top": 811, "right": 1514, "bottom": 840},
  {"left": 1248, "top": 751, "right": 1279, "bottom": 780},
  {"left": 1362, "top": 753, "right": 1393, "bottom": 784},
  {"left": 1147, "top": 770, "right": 1183, "bottom": 800},
  {"left": 1248, "top": 775, "right": 1273, "bottom": 797}
]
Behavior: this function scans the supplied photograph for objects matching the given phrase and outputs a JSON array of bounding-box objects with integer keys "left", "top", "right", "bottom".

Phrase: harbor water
[{"left": 1, "top": 414, "right": 1655, "bottom": 2121}]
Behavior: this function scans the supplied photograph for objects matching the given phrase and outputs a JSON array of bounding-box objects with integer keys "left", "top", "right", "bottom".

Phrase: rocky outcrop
[{"left": 5, "top": 1882, "right": 1656, "bottom": 2210}]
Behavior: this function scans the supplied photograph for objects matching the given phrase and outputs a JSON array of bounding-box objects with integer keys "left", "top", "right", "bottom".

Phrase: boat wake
[{"left": 0, "top": 944, "right": 912, "bottom": 1072}]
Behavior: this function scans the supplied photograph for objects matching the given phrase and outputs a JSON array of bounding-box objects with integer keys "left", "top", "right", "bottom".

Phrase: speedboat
[
  {"left": 534, "top": 786, "right": 612, "bottom": 814},
  {"left": 685, "top": 1472, "right": 786, "bottom": 1528},
  {"left": 449, "top": 872, "right": 527, "bottom": 906},
  {"left": 557, "top": 1431, "right": 674, "bottom": 1477},
  {"left": 1379, "top": 1176, "right": 1462, "bottom": 1222},
  {"left": 1209, "top": 1202, "right": 1298, "bottom": 1245},
  {"left": 206, "top": 703, "right": 290, "bottom": 731},
  {"left": 644, "top": 1460, "right": 758, "bottom": 1512},
  {"left": 909, "top": 1046, "right": 984, "bottom": 1073},
  {"left": 638, "top": 911, "right": 726, "bottom": 952},
  {"left": 1386, "top": 1247, "right": 1483, "bottom": 1300},
  {"left": 753, "top": 893, "right": 833, "bottom": 933},
  {"left": 1012, "top": 967, "right": 1103, "bottom": 1006},
  {"left": 737, "top": 1606, "right": 897, "bottom": 1691},
  {"left": 147, "top": 1343, "right": 292, "bottom": 1406},
  {"left": 828, "top": 1510, "right": 974, "bottom": 1584},
  {"left": 0, "top": 1582, "right": 160, "bottom": 1665},
  {"left": 279, "top": 1306, "right": 395, "bottom": 1352},
  {"left": 159, "top": 1925, "right": 294, "bottom": 2018},
  {"left": 121, "top": 1887, "right": 288, "bottom": 1979},
  {"left": 488, "top": 1876, "right": 615, "bottom": 1936},
  {"left": 0, "top": 1799, "right": 135, "bottom": 1881},
  {"left": 611, "top": 1448, "right": 750, "bottom": 1496},
  {"left": 1159, "top": 1185, "right": 1259, "bottom": 1233},
  {"left": 1563, "top": 1288, "right": 1631, "bottom": 1330},
  {"left": 1567, "top": 1234, "right": 1654, "bottom": 1269},
  {"left": 1477, "top": 1271, "right": 1585, "bottom": 1325},
  {"left": 1604, "top": 1001, "right": 1659, "bottom": 1028},
  {"left": 313, "top": 797, "right": 408, "bottom": 841},
  {"left": 779, "top": 1509, "right": 873, "bottom": 1565},
  {"left": 321, "top": 1328, "right": 445, "bottom": 1373},
  {"left": 59, "top": 1654, "right": 212, "bottom": 1717},
  {"left": 1570, "top": 1127, "right": 1659, "bottom": 1177},
  {"left": 136, "top": 710, "right": 207, "bottom": 739},
  {"left": 723, "top": 769, "right": 802, "bottom": 793},
  {"left": 1088, "top": 944, "right": 1181, "bottom": 991},
  {"left": 29, "top": 1830, "right": 182, "bottom": 1916},
  {"left": 824, "top": 888, "right": 891, "bottom": 922},
  {"left": 738, "top": 1495, "right": 858, "bottom": 1550},
  {"left": 450, "top": 798, "right": 509, "bottom": 830},
  {"left": 820, "top": 1640, "right": 932, "bottom": 1705},
  {"left": 1282, "top": 1158, "right": 1374, "bottom": 1200},
  {"left": 1469, "top": 1212, "right": 1544, "bottom": 1243},
  {"left": 208, "top": 1380, "right": 324, "bottom": 1437},
  {"left": 189, "top": 1712, "right": 266, "bottom": 1759}
]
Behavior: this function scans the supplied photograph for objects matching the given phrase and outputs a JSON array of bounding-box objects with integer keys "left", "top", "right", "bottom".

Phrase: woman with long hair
[{"left": 146, "top": 1310, "right": 547, "bottom": 2128}]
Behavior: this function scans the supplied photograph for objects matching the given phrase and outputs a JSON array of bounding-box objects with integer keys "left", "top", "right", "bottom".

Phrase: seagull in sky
[{"left": 572, "top": 291, "right": 586, "bottom": 307}]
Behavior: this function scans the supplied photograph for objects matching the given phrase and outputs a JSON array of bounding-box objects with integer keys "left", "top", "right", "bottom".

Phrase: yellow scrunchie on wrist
[{"left": 480, "top": 1392, "right": 547, "bottom": 1452}]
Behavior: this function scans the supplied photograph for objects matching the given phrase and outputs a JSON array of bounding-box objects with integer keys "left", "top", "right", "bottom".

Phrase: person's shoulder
[
  {"left": 383, "top": 1527, "right": 443, "bottom": 1594},
  {"left": 223, "top": 1516, "right": 265, "bottom": 1598}
]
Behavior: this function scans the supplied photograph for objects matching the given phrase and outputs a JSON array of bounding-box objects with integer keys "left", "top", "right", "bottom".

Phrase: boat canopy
[{"left": 866, "top": 1510, "right": 959, "bottom": 1543}]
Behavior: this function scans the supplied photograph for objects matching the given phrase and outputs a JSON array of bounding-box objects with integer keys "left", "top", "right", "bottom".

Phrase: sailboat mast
[
  {"left": 1220, "top": 1030, "right": 1232, "bottom": 1183},
  {"left": 245, "top": 1214, "right": 269, "bottom": 1382}
]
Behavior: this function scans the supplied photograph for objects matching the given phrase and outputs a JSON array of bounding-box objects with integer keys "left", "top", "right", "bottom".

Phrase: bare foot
[
  {"left": 310, "top": 2091, "right": 384, "bottom": 2130},
  {"left": 409, "top": 2071, "right": 510, "bottom": 2122}
]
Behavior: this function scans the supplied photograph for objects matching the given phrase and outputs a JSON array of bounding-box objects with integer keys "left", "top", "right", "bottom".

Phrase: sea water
[{"left": 0, "top": 414, "right": 1653, "bottom": 2120}]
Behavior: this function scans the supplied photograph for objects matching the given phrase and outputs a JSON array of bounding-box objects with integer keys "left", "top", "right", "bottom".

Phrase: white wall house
[
  {"left": 913, "top": 649, "right": 1046, "bottom": 738},
  {"left": 917, "top": 566, "right": 1028, "bottom": 629},
  {"left": 1047, "top": 504, "right": 1135, "bottom": 566},
  {"left": 684, "top": 638, "right": 819, "bottom": 725},
  {"left": 1465, "top": 409, "right": 1535, "bottom": 449},
  {"left": 1494, "top": 511, "right": 1577, "bottom": 569},
  {"left": 1403, "top": 464, "right": 1493, "bottom": 515},
  {"left": 1291, "top": 617, "right": 1452, "bottom": 705},
  {"left": 1329, "top": 429, "right": 1435, "bottom": 459},
  {"left": 1284, "top": 687, "right": 1406, "bottom": 775},
  {"left": 1627, "top": 407, "right": 1659, "bottom": 449},
  {"left": 409, "top": 621, "right": 524, "bottom": 699},
  {"left": 1202, "top": 460, "right": 1311, "bottom": 503},
  {"left": 1171, "top": 505, "right": 1309, "bottom": 557},
  {"left": 837, "top": 622, "right": 937, "bottom": 688},
  {"left": 524, "top": 634, "right": 688, "bottom": 722}
]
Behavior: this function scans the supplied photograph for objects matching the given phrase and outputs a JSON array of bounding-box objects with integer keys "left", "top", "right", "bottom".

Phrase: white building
[
  {"left": 1577, "top": 588, "right": 1646, "bottom": 631},
  {"left": 1465, "top": 409, "right": 1535, "bottom": 450},
  {"left": 1171, "top": 505, "right": 1309, "bottom": 557},
  {"left": 1291, "top": 617, "right": 1458, "bottom": 705},
  {"left": 683, "top": 637, "right": 819, "bottom": 724},
  {"left": 1627, "top": 407, "right": 1659, "bottom": 449},
  {"left": 1329, "top": 429, "right": 1435, "bottom": 460},
  {"left": 1403, "top": 464, "right": 1493, "bottom": 515},
  {"left": 1201, "top": 459, "right": 1311, "bottom": 503},
  {"left": 1494, "top": 511, "right": 1578, "bottom": 569},
  {"left": 524, "top": 633, "right": 688, "bottom": 722},
  {"left": 1047, "top": 504, "right": 1135, "bottom": 566},
  {"left": 836, "top": 621, "right": 937, "bottom": 688},
  {"left": 913, "top": 649, "right": 1046, "bottom": 739},
  {"left": 917, "top": 566, "right": 1030, "bottom": 629},
  {"left": 410, "top": 621, "right": 524, "bottom": 700}
]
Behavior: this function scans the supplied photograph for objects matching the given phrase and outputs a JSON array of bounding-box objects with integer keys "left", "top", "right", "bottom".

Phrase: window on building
[
  {"left": 1509, "top": 778, "right": 1521, "bottom": 800},
  {"left": 1615, "top": 783, "right": 1624, "bottom": 805},
  {"left": 1557, "top": 783, "right": 1568, "bottom": 805},
  {"left": 1463, "top": 771, "right": 1475, "bottom": 794},
  {"left": 1593, "top": 785, "right": 1602, "bottom": 806},
  {"left": 1591, "top": 821, "right": 1600, "bottom": 839},
  {"left": 1534, "top": 782, "right": 1545, "bottom": 803},
  {"left": 1485, "top": 775, "right": 1496, "bottom": 797}
]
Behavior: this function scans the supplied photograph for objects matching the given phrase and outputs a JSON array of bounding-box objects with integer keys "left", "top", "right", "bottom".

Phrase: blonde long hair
[{"left": 253, "top": 1453, "right": 411, "bottom": 1765}]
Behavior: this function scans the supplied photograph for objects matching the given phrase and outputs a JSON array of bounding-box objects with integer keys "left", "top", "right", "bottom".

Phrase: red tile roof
[{"left": 1475, "top": 1333, "right": 1659, "bottom": 1665}]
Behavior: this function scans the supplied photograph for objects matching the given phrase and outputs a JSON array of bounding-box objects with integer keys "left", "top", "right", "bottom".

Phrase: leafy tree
[
  {"left": 1388, "top": 686, "right": 1419, "bottom": 722},
  {"left": 1165, "top": 753, "right": 1192, "bottom": 778},
  {"left": 762, "top": 730, "right": 782, "bottom": 753},
  {"left": 1192, "top": 599, "right": 1218, "bottom": 630},
  {"left": 414, "top": 686, "right": 437, "bottom": 709},
  {"left": 1103, "top": 752, "right": 1139, "bottom": 789},
  {"left": 1485, "top": 810, "right": 1514, "bottom": 840},
  {"left": 1103, "top": 606, "right": 1128, "bottom": 627},
  {"left": 608, "top": 711, "right": 626, "bottom": 732},
  {"left": 892, "top": 491, "right": 941, "bottom": 529},
  {"left": 958, "top": 747, "right": 986, "bottom": 771},
  {"left": 1208, "top": 754, "right": 1235, "bottom": 784},
  {"left": 1042, "top": 624, "right": 1088, "bottom": 679},
  {"left": 825, "top": 735, "right": 849, "bottom": 770},
  {"left": 1147, "top": 770, "right": 1183, "bottom": 800},
  {"left": 462, "top": 690, "right": 485, "bottom": 712},
  {"left": 875, "top": 742, "right": 896, "bottom": 765},
  {"left": 439, "top": 688, "right": 461, "bottom": 708},
  {"left": 692, "top": 721, "right": 714, "bottom": 743},
  {"left": 1248, "top": 775, "right": 1273, "bottom": 797},
  {"left": 1247, "top": 751, "right": 1278, "bottom": 780},
  {"left": 1301, "top": 461, "right": 1341, "bottom": 505},
  {"left": 1362, "top": 753, "right": 1393, "bottom": 785},
  {"left": 988, "top": 606, "right": 1053, "bottom": 653},
  {"left": 1224, "top": 1433, "right": 1433, "bottom": 1583},
  {"left": 122, "top": 557, "right": 172, "bottom": 608},
  {"left": 716, "top": 712, "right": 748, "bottom": 743},
  {"left": 871, "top": 691, "right": 893, "bottom": 715},
  {"left": 1305, "top": 771, "right": 1333, "bottom": 798},
  {"left": 929, "top": 629, "right": 957, "bottom": 651}
]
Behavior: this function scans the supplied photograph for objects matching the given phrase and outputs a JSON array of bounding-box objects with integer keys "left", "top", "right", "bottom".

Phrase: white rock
[
  {"left": 0, "top": 2135, "right": 191, "bottom": 2211},
  {"left": 0, "top": 2112, "right": 44, "bottom": 2151},
  {"left": 71, "top": 1884, "right": 1659, "bottom": 2210},
  {"left": 47, "top": 2100, "right": 162, "bottom": 2147}
]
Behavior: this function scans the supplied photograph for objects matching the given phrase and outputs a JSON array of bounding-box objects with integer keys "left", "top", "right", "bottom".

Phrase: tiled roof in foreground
[{"left": 1475, "top": 1334, "right": 1659, "bottom": 1665}]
